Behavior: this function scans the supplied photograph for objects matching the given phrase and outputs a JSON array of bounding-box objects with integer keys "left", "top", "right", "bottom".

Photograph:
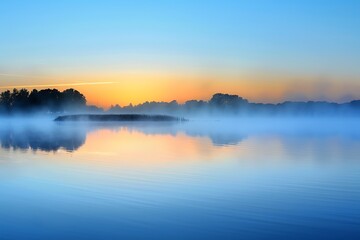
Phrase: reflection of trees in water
[
  {"left": 0, "top": 122, "right": 360, "bottom": 159},
  {"left": 0, "top": 122, "right": 246, "bottom": 153},
  {"left": 203, "top": 133, "right": 245, "bottom": 146},
  {"left": 108, "top": 122, "right": 246, "bottom": 146},
  {"left": 0, "top": 126, "right": 86, "bottom": 152}
]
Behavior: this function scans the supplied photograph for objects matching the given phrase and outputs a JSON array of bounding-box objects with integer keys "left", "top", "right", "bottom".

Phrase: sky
[{"left": 0, "top": 0, "right": 359, "bottom": 107}]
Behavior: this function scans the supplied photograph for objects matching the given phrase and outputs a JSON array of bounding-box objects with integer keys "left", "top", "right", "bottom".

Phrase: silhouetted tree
[
  {"left": 210, "top": 93, "right": 248, "bottom": 107},
  {"left": 12, "top": 89, "right": 30, "bottom": 111},
  {"left": 209, "top": 93, "right": 249, "bottom": 114},
  {"left": 0, "top": 90, "right": 11, "bottom": 113},
  {"left": 0, "top": 88, "right": 87, "bottom": 114},
  {"left": 61, "top": 89, "right": 86, "bottom": 109}
]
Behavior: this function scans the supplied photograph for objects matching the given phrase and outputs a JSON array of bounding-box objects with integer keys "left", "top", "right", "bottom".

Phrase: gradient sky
[{"left": 1, "top": 0, "right": 359, "bottom": 107}]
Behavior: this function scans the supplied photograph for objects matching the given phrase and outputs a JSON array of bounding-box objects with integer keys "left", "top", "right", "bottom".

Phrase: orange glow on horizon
[
  {"left": 72, "top": 76, "right": 360, "bottom": 108},
  {"left": 1, "top": 72, "right": 359, "bottom": 108}
]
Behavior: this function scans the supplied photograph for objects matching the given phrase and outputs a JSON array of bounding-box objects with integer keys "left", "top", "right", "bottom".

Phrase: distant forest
[
  {"left": 0, "top": 88, "right": 86, "bottom": 114},
  {"left": 0, "top": 88, "right": 360, "bottom": 116},
  {"left": 109, "top": 93, "right": 360, "bottom": 116}
]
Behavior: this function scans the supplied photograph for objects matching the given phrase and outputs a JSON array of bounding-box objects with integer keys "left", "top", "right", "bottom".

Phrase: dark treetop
[{"left": 0, "top": 88, "right": 86, "bottom": 114}]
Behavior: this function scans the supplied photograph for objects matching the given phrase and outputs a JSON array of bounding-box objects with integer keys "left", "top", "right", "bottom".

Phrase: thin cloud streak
[
  {"left": 0, "top": 82, "right": 115, "bottom": 89},
  {"left": 0, "top": 73, "right": 49, "bottom": 78}
]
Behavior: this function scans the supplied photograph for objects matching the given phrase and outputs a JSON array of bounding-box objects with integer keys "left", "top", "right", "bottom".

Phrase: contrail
[{"left": 0, "top": 81, "right": 115, "bottom": 89}]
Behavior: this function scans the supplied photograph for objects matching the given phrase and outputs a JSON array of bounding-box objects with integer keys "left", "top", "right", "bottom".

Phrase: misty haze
[
  {"left": 1, "top": 1, "right": 360, "bottom": 240},
  {"left": 1, "top": 91, "right": 359, "bottom": 239}
]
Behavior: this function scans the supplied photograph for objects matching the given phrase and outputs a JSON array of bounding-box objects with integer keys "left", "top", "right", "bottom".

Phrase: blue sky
[{"left": 0, "top": 0, "right": 359, "bottom": 104}]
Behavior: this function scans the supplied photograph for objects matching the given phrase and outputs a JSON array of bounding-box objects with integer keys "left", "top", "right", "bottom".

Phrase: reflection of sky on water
[
  {"left": 0, "top": 119, "right": 359, "bottom": 239},
  {"left": 0, "top": 119, "right": 359, "bottom": 164},
  {"left": 0, "top": 121, "right": 247, "bottom": 152}
]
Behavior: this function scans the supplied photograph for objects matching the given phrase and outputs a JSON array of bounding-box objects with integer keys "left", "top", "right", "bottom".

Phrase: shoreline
[{"left": 54, "top": 114, "right": 187, "bottom": 122}]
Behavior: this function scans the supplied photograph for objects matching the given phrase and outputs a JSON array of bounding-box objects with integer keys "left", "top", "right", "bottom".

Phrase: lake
[{"left": 0, "top": 118, "right": 359, "bottom": 239}]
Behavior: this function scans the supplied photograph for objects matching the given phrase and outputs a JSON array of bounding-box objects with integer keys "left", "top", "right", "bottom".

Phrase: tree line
[
  {"left": 0, "top": 88, "right": 359, "bottom": 116},
  {"left": 0, "top": 88, "right": 86, "bottom": 114},
  {"left": 109, "top": 93, "right": 360, "bottom": 116},
  {"left": 109, "top": 93, "right": 249, "bottom": 114}
]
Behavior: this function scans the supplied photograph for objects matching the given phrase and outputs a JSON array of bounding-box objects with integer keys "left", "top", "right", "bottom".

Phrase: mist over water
[
  {"left": 2, "top": 0, "right": 360, "bottom": 238},
  {"left": 0, "top": 117, "right": 359, "bottom": 239}
]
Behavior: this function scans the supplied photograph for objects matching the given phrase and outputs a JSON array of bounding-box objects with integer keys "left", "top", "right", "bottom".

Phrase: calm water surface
[{"left": 0, "top": 119, "right": 359, "bottom": 239}]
